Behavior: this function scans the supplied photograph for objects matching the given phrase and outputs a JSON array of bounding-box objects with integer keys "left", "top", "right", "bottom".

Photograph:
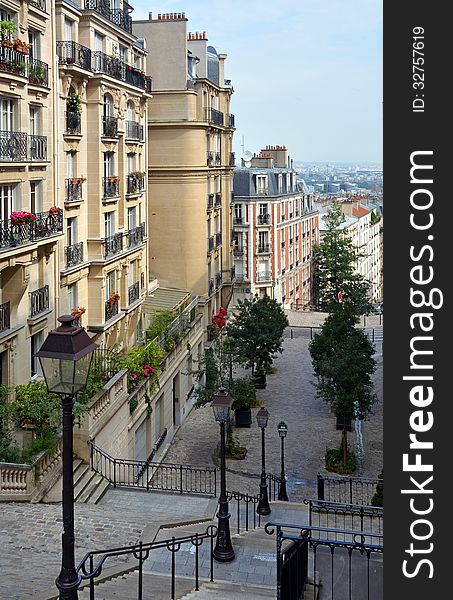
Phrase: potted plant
[
  {"left": 29, "top": 64, "right": 45, "bottom": 84},
  {"left": 66, "top": 92, "right": 82, "bottom": 114},
  {"left": 10, "top": 211, "right": 36, "bottom": 225},
  {"left": 107, "top": 292, "right": 120, "bottom": 306},
  {"left": 48, "top": 206, "right": 61, "bottom": 217},
  {"left": 13, "top": 38, "right": 31, "bottom": 54},
  {"left": 228, "top": 377, "right": 256, "bottom": 428},
  {"left": 71, "top": 306, "right": 85, "bottom": 320},
  {"left": 0, "top": 20, "right": 16, "bottom": 47}
]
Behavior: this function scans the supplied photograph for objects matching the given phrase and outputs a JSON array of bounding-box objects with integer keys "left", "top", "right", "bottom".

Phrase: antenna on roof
[{"left": 241, "top": 150, "right": 252, "bottom": 168}]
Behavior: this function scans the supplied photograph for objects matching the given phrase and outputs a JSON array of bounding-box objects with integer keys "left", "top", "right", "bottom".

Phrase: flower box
[{"left": 10, "top": 211, "right": 36, "bottom": 225}]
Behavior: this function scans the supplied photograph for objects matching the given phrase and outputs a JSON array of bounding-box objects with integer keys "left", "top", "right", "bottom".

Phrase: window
[
  {"left": 64, "top": 18, "right": 74, "bottom": 42},
  {"left": 105, "top": 270, "right": 116, "bottom": 300},
  {"left": 0, "top": 98, "right": 16, "bottom": 131},
  {"left": 104, "top": 94, "right": 114, "bottom": 118},
  {"left": 127, "top": 206, "right": 136, "bottom": 230},
  {"left": 29, "top": 106, "right": 40, "bottom": 136},
  {"left": 28, "top": 30, "right": 40, "bottom": 59},
  {"left": 94, "top": 32, "right": 103, "bottom": 52},
  {"left": 259, "top": 203, "right": 268, "bottom": 217},
  {"left": 278, "top": 175, "right": 283, "bottom": 194},
  {"left": 234, "top": 204, "right": 242, "bottom": 220},
  {"left": 66, "top": 217, "right": 77, "bottom": 246},
  {"left": 259, "top": 231, "right": 268, "bottom": 248},
  {"left": 119, "top": 45, "right": 128, "bottom": 64},
  {"left": 67, "top": 283, "right": 77, "bottom": 313},
  {"left": 104, "top": 211, "right": 115, "bottom": 237},
  {"left": 30, "top": 181, "right": 42, "bottom": 213},
  {"left": 31, "top": 331, "right": 44, "bottom": 377},
  {"left": 0, "top": 9, "right": 13, "bottom": 21},
  {"left": 0, "top": 184, "right": 19, "bottom": 221},
  {"left": 67, "top": 151, "right": 75, "bottom": 179},
  {"left": 104, "top": 152, "right": 115, "bottom": 178},
  {"left": 256, "top": 175, "right": 268, "bottom": 195},
  {"left": 134, "top": 53, "right": 141, "bottom": 69},
  {"left": 127, "top": 153, "right": 135, "bottom": 174}
]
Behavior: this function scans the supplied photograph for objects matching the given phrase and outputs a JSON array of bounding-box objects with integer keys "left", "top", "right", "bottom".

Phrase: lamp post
[
  {"left": 211, "top": 387, "right": 235, "bottom": 562},
  {"left": 256, "top": 407, "right": 271, "bottom": 516},
  {"left": 277, "top": 421, "right": 289, "bottom": 501},
  {"left": 36, "top": 315, "right": 97, "bottom": 600}
]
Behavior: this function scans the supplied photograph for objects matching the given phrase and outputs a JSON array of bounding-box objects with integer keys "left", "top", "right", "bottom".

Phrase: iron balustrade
[
  {"left": 105, "top": 299, "right": 119, "bottom": 322},
  {"left": 233, "top": 216, "right": 246, "bottom": 225},
  {"left": 65, "top": 111, "right": 81, "bottom": 135},
  {"left": 266, "top": 473, "right": 283, "bottom": 501},
  {"left": 84, "top": 0, "right": 133, "bottom": 34},
  {"left": 227, "top": 113, "right": 235, "bottom": 128},
  {"left": 56, "top": 41, "right": 92, "bottom": 70},
  {"left": 215, "top": 152, "right": 221, "bottom": 165},
  {"left": 0, "top": 131, "right": 27, "bottom": 161},
  {"left": 125, "top": 120, "right": 144, "bottom": 141},
  {"left": 304, "top": 498, "right": 383, "bottom": 536},
  {"left": 215, "top": 273, "right": 222, "bottom": 288},
  {"left": 206, "top": 151, "right": 214, "bottom": 166},
  {"left": 102, "top": 115, "right": 118, "bottom": 138},
  {"left": 256, "top": 271, "right": 271, "bottom": 282},
  {"left": 66, "top": 178, "right": 83, "bottom": 202},
  {"left": 265, "top": 521, "right": 383, "bottom": 600},
  {"left": 233, "top": 245, "right": 244, "bottom": 255},
  {"left": 317, "top": 473, "right": 383, "bottom": 506},
  {"left": 0, "top": 209, "right": 63, "bottom": 250},
  {"left": 128, "top": 223, "right": 145, "bottom": 248},
  {"left": 230, "top": 266, "right": 235, "bottom": 280},
  {"left": 229, "top": 152, "right": 235, "bottom": 166},
  {"left": 28, "top": 135, "right": 47, "bottom": 160},
  {"left": 0, "top": 45, "right": 27, "bottom": 77},
  {"left": 29, "top": 285, "right": 49, "bottom": 318},
  {"left": 145, "top": 77, "right": 153, "bottom": 93},
  {"left": 207, "top": 194, "right": 214, "bottom": 210},
  {"left": 30, "top": 0, "right": 47, "bottom": 10},
  {"left": 77, "top": 525, "right": 217, "bottom": 600},
  {"left": 208, "top": 279, "right": 215, "bottom": 296},
  {"left": 257, "top": 213, "right": 271, "bottom": 225},
  {"left": 215, "top": 232, "right": 222, "bottom": 247},
  {"left": 128, "top": 282, "right": 140, "bottom": 305},
  {"left": 257, "top": 244, "right": 271, "bottom": 254},
  {"left": 104, "top": 232, "right": 123, "bottom": 258},
  {"left": 0, "top": 301, "right": 10, "bottom": 332},
  {"left": 226, "top": 491, "right": 263, "bottom": 534},
  {"left": 103, "top": 177, "right": 119, "bottom": 198},
  {"left": 89, "top": 441, "right": 217, "bottom": 496},
  {"left": 28, "top": 58, "right": 48, "bottom": 86},
  {"left": 214, "top": 193, "right": 222, "bottom": 207},
  {"left": 91, "top": 51, "right": 149, "bottom": 90},
  {"left": 127, "top": 174, "right": 145, "bottom": 195},
  {"left": 204, "top": 107, "right": 224, "bottom": 126},
  {"left": 65, "top": 242, "right": 84, "bottom": 268},
  {"left": 208, "top": 236, "right": 214, "bottom": 253}
]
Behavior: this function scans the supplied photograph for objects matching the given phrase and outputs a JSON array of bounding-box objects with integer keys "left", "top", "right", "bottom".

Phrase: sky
[{"left": 133, "top": 1, "right": 383, "bottom": 164}]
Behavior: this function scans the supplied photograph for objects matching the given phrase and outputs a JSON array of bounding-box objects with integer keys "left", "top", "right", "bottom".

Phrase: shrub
[
  {"left": 226, "top": 433, "right": 247, "bottom": 459},
  {"left": 325, "top": 446, "right": 357, "bottom": 475},
  {"left": 371, "top": 470, "right": 383, "bottom": 506}
]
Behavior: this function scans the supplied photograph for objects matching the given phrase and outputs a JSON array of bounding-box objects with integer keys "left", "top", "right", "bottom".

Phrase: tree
[
  {"left": 309, "top": 302, "right": 377, "bottom": 464},
  {"left": 227, "top": 296, "right": 289, "bottom": 373},
  {"left": 313, "top": 202, "right": 370, "bottom": 314}
]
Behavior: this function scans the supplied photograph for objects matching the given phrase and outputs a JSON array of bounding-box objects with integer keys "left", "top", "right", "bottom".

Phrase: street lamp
[
  {"left": 211, "top": 387, "right": 235, "bottom": 562},
  {"left": 36, "top": 315, "right": 97, "bottom": 599},
  {"left": 277, "top": 421, "right": 289, "bottom": 501},
  {"left": 256, "top": 407, "right": 271, "bottom": 516}
]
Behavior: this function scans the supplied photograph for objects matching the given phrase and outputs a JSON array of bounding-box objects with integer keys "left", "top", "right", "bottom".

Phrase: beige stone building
[{"left": 133, "top": 13, "right": 236, "bottom": 327}]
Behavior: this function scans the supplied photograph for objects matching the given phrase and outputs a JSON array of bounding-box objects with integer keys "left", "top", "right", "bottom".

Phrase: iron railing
[
  {"left": 0, "top": 301, "right": 10, "bottom": 332},
  {"left": 206, "top": 151, "right": 214, "bottom": 167},
  {"left": 0, "top": 45, "right": 27, "bottom": 77},
  {"left": 215, "top": 273, "right": 222, "bottom": 288},
  {"left": 28, "top": 58, "right": 48, "bottom": 86},
  {"left": 0, "top": 131, "right": 27, "bottom": 161},
  {"left": 215, "top": 152, "right": 221, "bottom": 166},
  {"left": 92, "top": 51, "right": 147, "bottom": 90},
  {"left": 257, "top": 213, "right": 271, "bottom": 225},
  {"left": 233, "top": 245, "right": 244, "bottom": 255},
  {"left": 128, "top": 282, "right": 139, "bottom": 305},
  {"left": 103, "top": 177, "right": 119, "bottom": 198},
  {"left": 66, "top": 178, "right": 83, "bottom": 202},
  {"left": 127, "top": 174, "right": 145, "bottom": 195},
  {"left": 65, "top": 111, "right": 81, "bottom": 135},
  {"left": 266, "top": 473, "right": 283, "bottom": 501},
  {"left": 226, "top": 490, "right": 262, "bottom": 534},
  {"left": 256, "top": 271, "right": 272, "bottom": 282},
  {"left": 125, "top": 120, "right": 144, "bottom": 141},
  {"left": 89, "top": 442, "right": 217, "bottom": 496},
  {"left": 28, "top": 135, "right": 47, "bottom": 160},
  {"left": 207, "top": 193, "right": 214, "bottom": 210},
  {"left": 0, "top": 209, "right": 63, "bottom": 250},
  {"left": 215, "top": 232, "right": 222, "bottom": 248},
  {"left": 204, "top": 107, "right": 224, "bottom": 126},
  {"left": 229, "top": 152, "right": 235, "bottom": 166},
  {"left": 102, "top": 116, "right": 118, "bottom": 137},
  {"left": 77, "top": 525, "right": 217, "bottom": 600},
  {"left": 227, "top": 113, "right": 235, "bottom": 128},
  {"left": 103, "top": 233, "right": 123, "bottom": 258},
  {"left": 233, "top": 216, "right": 246, "bottom": 226},
  {"left": 84, "top": 0, "right": 133, "bottom": 34},
  {"left": 128, "top": 223, "right": 146, "bottom": 248},
  {"left": 105, "top": 299, "right": 119, "bottom": 322},
  {"left": 30, "top": 0, "right": 47, "bottom": 10},
  {"left": 56, "top": 41, "right": 92, "bottom": 70},
  {"left": 257, "top": 243, "right": 271, "bottom": 254},
  {"left": 265, "top": 521, "right": 383, "bottom": 600},
  {"left": 65, "top": 242, "right": 84, "bottom": 268},
  {"left": 317, "top": 473, "right": 383, "bottom": 506},
  {"left": 29, "top": 285, "right": 49, "bottom": 318},
  {"left": 305, "top": 499, "right": 383, "bottom": 535},
  {"left": 214, "top": 193, "right": 222, "bottom": 207}
]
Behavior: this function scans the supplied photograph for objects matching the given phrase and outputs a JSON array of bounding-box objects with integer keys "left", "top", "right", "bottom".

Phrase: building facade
[{"left": 232, "top": 146, "right": 319, "bottom": 309}]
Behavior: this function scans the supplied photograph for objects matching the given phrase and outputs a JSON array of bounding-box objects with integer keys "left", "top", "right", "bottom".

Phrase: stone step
[
  {"left": 73, "top": 461, "right": 90, "bottom": 490},
  {"left": 74, "top": 466, "right": 95, "bottom": 501},
  {"left": 179, "top": 580, "right": 276, "bottom": 599},
  {"left": 87, "top": 477, "right": 111, "bottom": 504}
]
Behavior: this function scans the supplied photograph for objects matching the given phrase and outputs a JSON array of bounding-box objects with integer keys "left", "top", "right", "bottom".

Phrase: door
[
  {"left": 135, "top": 420, "right": 147, "bottom": 462},
  {"left": 172, "top": 374, "right": 180, "bottom": 427}
]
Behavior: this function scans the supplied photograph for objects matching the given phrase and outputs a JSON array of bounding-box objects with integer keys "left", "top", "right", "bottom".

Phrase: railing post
[
  {"left": 317, "top": 473, "right": 325, "bottom": 500},
  {"left": 349, "top": 478, "right": 353, "bottom": 504},
  {"left": 89, "top": 555, "right": 95, "bottom": 600},
  {"left": 113, "top": 458, "right": 117, "bottom": 488},
  {"left": 195, "top": 533, "right": 199, "bottom": 591},
  {"left": 180, "top": 464, "right": 183, "bottom": 494},
  {"left": 146, "top": 462, "right": 149, "bottom": 492}
]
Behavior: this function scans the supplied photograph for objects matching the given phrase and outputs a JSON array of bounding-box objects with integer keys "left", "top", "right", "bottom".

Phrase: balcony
[
  {"left": 127, "top": 223, "right": 146, "bottom": 248},
  {"left": 0, "top": 131, "right": 27, "bottom": 161},
  {"left": 227, "top": 114, "right": 235, "bottom": 128},
  {"left": 28, "top": 135, "right": 47, "bottom": 161},
  {"left": 215, "top": 152, "right": 221, "bottom": 166},
  {"left": 215, "top": 273, "right": 222, "bottom": 288},
  {"left": 206, "top": 151, "right": 214, "bottom": 167},
  {"left": 256, "top": 188, "right": 269, "bottom": 196},
  {"left": 0, "top": 45, "right": 27, "bottom": 77},
  {"left": 92, "top": 51, "right": 150, "bottom": 91},
  {"left": 205, "top": 107, "right": 224, "bottom": 127},
  {"left": 65, "top": 111, "right": 81, "bottom": 135},
  {"left": 208, "top": 236, "right": 215, "bottom": 253},
  {"left": 208, "top": 279, "right": 214, "bottom": 296},
  {"left": 28, "top": 58, "right": 49, "bottom": 87},
  {"left": 214, "top": 193, "right": 222, "bottom": 208},
  {"left": 56, "top": 41, "right": 92, "bottom": 71},
  {"left": 84, "top": 0, "right": 133, "bottom": 35},
  {"left": 66, "top": 178, "right": 84, "bottom": 203},
  {"left": 0, "top": 301, "right": 10, "bottom": 333},
  {"left": 233, "top": 217, "right": 247, "bottom": 226},
  {"left": 230, "top": 266, "right": 236, "bottom": 281},
  {"left": 257, "top": 244, "right": 271, "bottom": 254},
  {"left": 105, "top": 299, "right": 119, "bottom": 322},
  {"left": 125, "top": 120, "right": 144, "bottom": 141},
  {"left": 30, "top": 0, "right": 46, "bottom": 10},
  {"left": 229, "top": 152, "right": 235, "bottom": 166},
  {"left": 128, "top": 282, "right": 140, "bottom": 305},
  {"left": 104, "top": 233, "right": 123, "bottom": 258},
  {"left": 233, "top": 245, "right": 244, "bottom": 256},
  {"left": 65, "top": 242, "right": 84, "bottom": 268},
  {"left": 215, "top": 232, "right": 222, "bottom": 248},
  {"left": 207, "top": 194, "right": 214, "bottom": 211},
  {"left": 103, "top": 177, "right": 120, "bottom": 198},
  {"left": 102, "top": 116, "right": 118, "bottom": 138},
  {"left": 0, "top": 210, "right": 63, "bottom": 251},
  {"left": 256, "top": 271, "right": 272, "bottom": 282},
  {"left": 29, "top": 285, "right": 49, "bottom": 318},
  {"left": 257, "top": 214, "right": 271, "bottom": 226},
  {"left": 126, "top": 173, "right": 145, "bottom": 195}
]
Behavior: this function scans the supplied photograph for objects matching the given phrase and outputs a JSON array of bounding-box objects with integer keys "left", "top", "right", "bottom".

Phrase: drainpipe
[{"left": 51, "top": 0, "right": 60, "bottom": 326}]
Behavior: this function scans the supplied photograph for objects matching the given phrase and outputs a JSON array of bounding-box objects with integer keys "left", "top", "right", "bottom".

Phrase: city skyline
[{"left": 133, "top": 0, "right": 383, "bottom": 164}]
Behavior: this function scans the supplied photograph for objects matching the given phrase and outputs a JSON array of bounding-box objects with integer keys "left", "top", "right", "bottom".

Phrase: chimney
[{"left": 149, "top": 12, "right": 152, "bottom": 20}]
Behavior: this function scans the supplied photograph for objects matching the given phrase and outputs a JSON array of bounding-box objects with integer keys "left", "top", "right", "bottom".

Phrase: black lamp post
[
  {"left": 256, "top": 407, "right": 271, "bottom": 516},
  {"left": 277, "top": 421, "right": 289, "bottom": 501},
  {"left": 36, "top": 315, "right": 97, "bottom": 600},
  {"left": 211, "top": 387, "right": 235, "bottom": 562}
]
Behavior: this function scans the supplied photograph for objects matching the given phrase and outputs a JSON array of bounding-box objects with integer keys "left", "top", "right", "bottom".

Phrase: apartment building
[
  {"left": 0, "top": 1, "right": 60, "bottom": 387},
  {"left": 232, "top": 146, "right": 319, "bottom": 309},
  {"left": 55, "top": 0, "right": 151, "bottom": 350},
  {"left": 133, "top": 13, "right": 236, "bottom": 325}
]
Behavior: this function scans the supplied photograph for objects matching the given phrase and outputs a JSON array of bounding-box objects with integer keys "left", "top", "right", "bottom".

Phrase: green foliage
[
  {"left": 371, "top": 470, "right": 384, "bottom": 506},
  {"left": 313, "top": 203, "right": 370, "bottom": 314},
  {"left": 120, "top": 340, "right": 164, "bottom": 393},
  {"left": 370, "top": 210, "right": 381, "bottom": 226},
  {"left": 227, "top": 296, "right": 289, "bottom": 373},
  {"left": 226, "top": 432, "right": 247, "bottom": 459},
  {"left": 0, "top": 20, "right": 17, "bottom": 41},
  {"left": 325, "top": 446, "right": 357, "bottom": 475},
  {"left": 193, "top": 348, "right": 220, "bottom": 407},
  {"left": 227, "top": 377, "right": 256, "bottom": 410},
  {"left": 13, "top": 382, "right": 61, "bottom": 434},
  {"left": 146, "top": 310, "right": 177, "bottom": 341},
  {"left": 66, "top": 92, "right": 82, "bottom": 114}
]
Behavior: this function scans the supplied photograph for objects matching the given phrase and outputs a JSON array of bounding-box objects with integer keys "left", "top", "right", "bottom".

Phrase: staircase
[{"left": 73, "top": 458, "right": 110, "bottom": 504}]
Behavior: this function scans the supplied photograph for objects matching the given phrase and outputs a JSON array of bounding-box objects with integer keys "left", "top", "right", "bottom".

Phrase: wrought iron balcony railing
[
  {"left": 102, "top": 115, "right": 118, "bottom": 138},
  {"left": 215, "top": 232, "right": 222, "bottom": 248},
  {"left": 56, "top": 41, "right": 92, "bottom": 71},
  {"left": 65, "top": 242, "right": 84, "bottom": 268},
  {"left": 257, "top": 214, "right": 271, "bottom": 225},
  {"left": 233, "top": 216, "right": 247, "bottom": 226},
  {"left": 125, "top": 120, "right": 144, "bottom": 141},
  {"left": 0, "top": 45, "right": 27, "bottom": 77},
  {"left": 65, "top": 111, "right": 81, "bottom": 135},
  {"left": 127, "top": 223, "right": 146, "bottom": 248},
  {"left": 30, "top": 0, "right": 47, "bottom": 10},
  {"left": 204, "top": 107, "right": 224, "bottom": 126},
  {"left": 208, "top": 279, "right": 214, "bottom": 296},
  {"left": 105, "top": 299, "right": 119, "bottom": 322},
  {"left": 256, "top": 271, "right": 272, "bottom": 282},
  {"left": 29, "top": 135, "right": 47, "bottom": 160},
  {"left": 257, "top": 244, "right": 271, "bottom": 254},
  {"left": 0, "top": 131, "right": 27, "bottom": 161},
  {"left": 66, "top": 178, "right": 83, "bottom": 202},
  {"left": 207, "top": 194, "right": 214, "bottom": 211},
  {"left": 127, "top": 173, "right": 145, "bottom": 195},
  {"left": 214, "top": 193, "right": 222, "bottom": 207},
  {"left": 0, "top": 209, "right": 63, "bottom": 251},
  {"left": 227, "top": 114, "right": 235, "bottom": 128},
  {"left": 206, "top": 151, "right": 214, "bottom": 167},
  {"left": 0, "top": 301, "right": 10, "bottom": 333},
  {"left": 208, "top": 236, "right": 215, "bottom": 253},
  {"left": 92, "top": 51, "right": 148, "bottom": 90},
  {"left": 103, "top": 177, "right": 120, "bottom": 198},
  {"left": 215, "top": 152, "right": 221, "bottom": 166},
  {"left": 233, "top": 245, "right": 244, "bottom": 255},
  {"left": 229, "top": 152, "right": 235, "bottom": 166},
  {"left": 28, "top": 58, "right": 49, "bottom": 86},
  {"left": 128, "top": 282, "right": 140, "bottom": 305},
  {"left": 29, "top": 285, "right": 49, "bottom": 318},
  {"left": 104, "top": 233, "right": 123, "bottom": 258},
  {"left": 215, "top": 273, "right": 222, "bottom": 288},
  {"left": 84, "top": 0, "right": 133, "bottom": 34}
]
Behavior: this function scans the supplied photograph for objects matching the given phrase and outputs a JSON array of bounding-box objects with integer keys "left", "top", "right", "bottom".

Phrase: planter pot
[
  {"left": 234, "top": 407, "right": 252, "bottom": 428},
  {"left": 336, "top": 413, "right": 352, "bottom": 432}
]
